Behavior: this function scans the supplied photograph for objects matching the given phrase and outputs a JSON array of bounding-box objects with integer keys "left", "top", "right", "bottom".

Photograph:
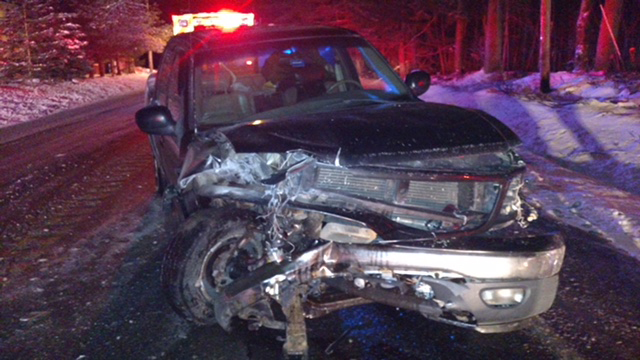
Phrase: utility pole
[{"left": 146, "top": 0, "right": 154, "bottom": 72}]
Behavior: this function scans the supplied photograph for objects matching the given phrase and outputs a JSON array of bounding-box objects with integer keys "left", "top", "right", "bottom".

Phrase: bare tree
[
  {"left": 454, "top": 0, "right": 468, "bottom": 74},
  {"left": 574, "top": 0, "right": 594, "bottom": 71},
  {"left": 539, "top": 0, "right": 551, "bottom": 93},
  {"left": 483, "top": 0, "right": 504, "bottom": 73},
  {"left": 595, "top": 0, "right": 624, "bottom": 71}
]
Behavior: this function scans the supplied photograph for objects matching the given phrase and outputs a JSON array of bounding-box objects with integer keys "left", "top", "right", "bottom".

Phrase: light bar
[{"left": 172, "top": 10, "right": 255, "bottom": 35}]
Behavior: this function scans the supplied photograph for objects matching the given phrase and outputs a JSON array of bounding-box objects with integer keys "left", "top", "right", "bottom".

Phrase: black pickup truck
[{"left": 136, "top": 24, "right": 565, "bottom": 358}]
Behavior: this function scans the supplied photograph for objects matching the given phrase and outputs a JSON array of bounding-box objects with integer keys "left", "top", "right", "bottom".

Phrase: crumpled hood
[{"left": 217, "top": 101, "right": 521, "bottom": 165}]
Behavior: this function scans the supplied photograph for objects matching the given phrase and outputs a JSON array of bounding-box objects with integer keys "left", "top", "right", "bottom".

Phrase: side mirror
[
  {"left": 135, "top": 105, "right": 176, "bottom": 136},
  {"left": 405, "top": 70, "right": 431, "bottom": 96}
]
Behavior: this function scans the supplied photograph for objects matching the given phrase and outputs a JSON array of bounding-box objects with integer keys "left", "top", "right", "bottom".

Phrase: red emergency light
[{"left": 172, "top": 10, "right": 255, "bottom": 35}]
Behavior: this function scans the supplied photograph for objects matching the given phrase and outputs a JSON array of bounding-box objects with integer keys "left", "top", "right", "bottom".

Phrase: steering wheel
[{"left": 327, "top": 80, "right": 364, "bottom": 93}]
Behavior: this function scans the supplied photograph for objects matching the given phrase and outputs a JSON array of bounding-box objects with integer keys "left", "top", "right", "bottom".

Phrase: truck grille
[{"left": 314, "top": 165, "right": 500, "bottom": 231}]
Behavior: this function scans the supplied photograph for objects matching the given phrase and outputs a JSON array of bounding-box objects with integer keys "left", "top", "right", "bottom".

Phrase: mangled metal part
[
  {"left": 173, "top": 133, "right": 558, "bottom": 342},
  {"left": 281, "top": 286, "right": 309, "bottom": 359},
  {"left": 176, "top": 131, "right": 537, "bottom": 242},
  {"left": 180, "top": 152, "right": 539, "bottom": 249},
  {"left": 178, "top": 130, "right": 236, "bottom": 182},
  {"left": 179, "top": 152, "right": 278, "bottom": 189},
  {"left": 179, "top": 149, "right": 319, "bottom": 259},
  {"left": 263, "top": 155, "right": 316, "bottom": 257},
  {"left": 212, "top": 232, "right": 564, "bottom": 334}
]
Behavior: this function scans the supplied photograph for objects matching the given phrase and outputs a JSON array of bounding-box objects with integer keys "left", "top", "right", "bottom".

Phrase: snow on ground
[
  {"left": 0, "top": 72, "right": 148, "bottom": 127},
  {"left": 422, "top": 70, "right": 640, "bottom": 259},
  {"left": 0, "top": 69, "right": 638, "bottom": 259}
]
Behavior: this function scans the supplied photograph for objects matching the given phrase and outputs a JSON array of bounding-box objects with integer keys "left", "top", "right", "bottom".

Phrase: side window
[
  {"left": 155, "top": 51, "right": 174, "bottom": 104},
  {"left": 167, "top": 53, "right": 183, "bottom": 120},
  {"left": 167, "top": 51, "right": 188, "bottom": 137},
  {"left": 346, "top": 47, "right": 388, "bottom": 91}
]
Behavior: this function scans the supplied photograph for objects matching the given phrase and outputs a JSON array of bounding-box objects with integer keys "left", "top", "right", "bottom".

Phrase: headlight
[
  {"left": 480, "top": 288, "right": 525, "bottom": 308},
  {"left": 500, "top": 175, "right": 524, "bottom": 216},
  {"left": 319, "top": 222, "right": 377, "bottom": 243}
]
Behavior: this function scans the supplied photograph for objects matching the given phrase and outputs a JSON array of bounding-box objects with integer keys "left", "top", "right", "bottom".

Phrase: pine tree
[
  {"left": 0, "top": 1, "right": 32, "bottom": 79},
  {"left": 31, "top": 3, "right": 91, "bottom": 79},
  {"left": 0, "top": 0, "right": 90, "bottom": 81},
  {"left": 77, "top": 0, "right": 170, "bottom": 76}
]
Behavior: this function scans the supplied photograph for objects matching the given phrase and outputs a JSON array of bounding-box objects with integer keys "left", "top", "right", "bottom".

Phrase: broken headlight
[{"left": 500, "top": 175, "right": 524, "bottom": 216}]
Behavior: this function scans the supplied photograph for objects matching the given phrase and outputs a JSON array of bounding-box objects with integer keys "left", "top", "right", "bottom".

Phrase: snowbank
[
  {"left": 0, "top": 72, "right": 148, "bottom": 127},
  {"left": 424, "top": 71, "right": 640, "bottom": 259},
  {"left": 436, "top": 70, "right": 640, "bottom": 105}
]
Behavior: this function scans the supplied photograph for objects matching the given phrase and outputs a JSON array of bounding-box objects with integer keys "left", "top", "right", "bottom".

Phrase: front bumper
[{"left": 220, "top": 220, "right": 565, "bottom": 332}]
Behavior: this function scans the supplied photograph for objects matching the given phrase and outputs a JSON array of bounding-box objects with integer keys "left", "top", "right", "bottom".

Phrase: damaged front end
[{"left": 165, "top": 131, "right": 565, "bottom": 357}]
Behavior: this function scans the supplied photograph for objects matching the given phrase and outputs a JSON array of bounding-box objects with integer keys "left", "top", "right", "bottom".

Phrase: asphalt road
[{"left": 0, "top": 96, "right": 639, "bottom": 360}]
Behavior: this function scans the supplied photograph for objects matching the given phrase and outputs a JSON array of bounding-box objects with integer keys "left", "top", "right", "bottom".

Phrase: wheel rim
[{"left": 196, "top": 225, "right": 264, "bottom": 301}]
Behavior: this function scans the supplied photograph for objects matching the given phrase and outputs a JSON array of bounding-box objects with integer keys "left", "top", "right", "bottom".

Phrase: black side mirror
[
  {"left": 135, "top": 105, "right": 176, "bottom": 136},
  {"left": 405, "top": 70, "right": 431, "bottom": 96}
]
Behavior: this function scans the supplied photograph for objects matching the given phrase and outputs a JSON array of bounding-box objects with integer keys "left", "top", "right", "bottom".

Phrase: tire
[{"left": 161, "top": 207, "right": 261, "bottom": 325}]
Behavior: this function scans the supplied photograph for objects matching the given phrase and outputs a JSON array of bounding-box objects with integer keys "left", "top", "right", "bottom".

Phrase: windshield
[{"left": 193, "top": 37, "right": 411, "bottom": 127}]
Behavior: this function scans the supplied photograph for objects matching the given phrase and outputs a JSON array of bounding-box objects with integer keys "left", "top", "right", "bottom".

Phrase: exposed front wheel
[{"left": 161, "top": 207, "right": 264, "bottom": 325}]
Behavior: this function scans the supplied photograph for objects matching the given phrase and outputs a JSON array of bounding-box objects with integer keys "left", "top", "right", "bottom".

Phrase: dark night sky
[{"left": 151, "top": 0, "right": 588, "bottom": 28}]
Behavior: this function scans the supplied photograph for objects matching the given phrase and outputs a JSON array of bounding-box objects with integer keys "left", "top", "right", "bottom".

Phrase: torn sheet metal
[
  {"left": 179, "top": 153, "right": 276, "bottom": 189},
  {"left": 179, "top": 150, "right": 315, "bottom": 190}
]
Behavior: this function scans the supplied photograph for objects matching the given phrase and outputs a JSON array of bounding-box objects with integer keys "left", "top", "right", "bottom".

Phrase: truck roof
[{"left": 168, "top": 25, "right": 362, "bottom": 50}]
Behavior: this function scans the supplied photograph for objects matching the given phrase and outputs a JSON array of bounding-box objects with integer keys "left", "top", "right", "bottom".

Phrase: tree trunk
[
  {"left": 22, "top": 2, "right": 33, "bottom": 78},
  {"left": 115, "top": 57, "right": 122, "bottom": 76},
  {"left": 454, "top": 0, "right": 468, "bottom": 74},
  {"left": 146, "top": 0, "right": 154, "bottom": 72},
  {"left": 503, "top": 0, "right": 509, "bottom": 71},
  {"left": 148, "top": 51, "right": 154, "bottom": 72},
  {"left": 595, "top": 0, "right": 624, "bottom": 71},
  {"left": 484, "top": 0, "right": 504, "bottom": 73},
  {"left": 574, "top": 0, "right": 594, "bottom": 72},
  {"left": 540, "top": 0, "right": 552, "bottom": 93}
]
